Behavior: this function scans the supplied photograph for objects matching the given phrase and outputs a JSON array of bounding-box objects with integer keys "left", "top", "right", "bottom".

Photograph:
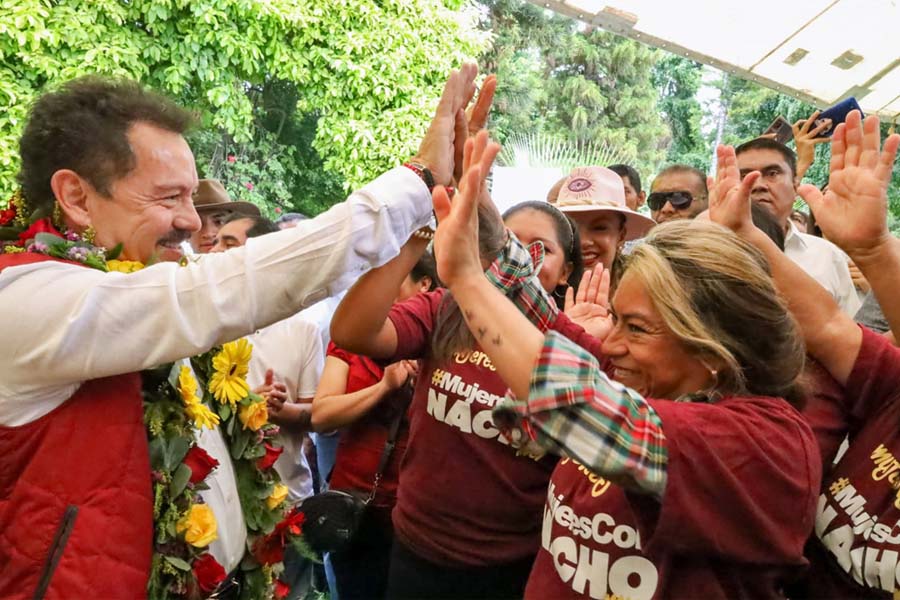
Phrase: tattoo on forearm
[{"left": 462, "top": 304, "right": 502, "bottom": 347}]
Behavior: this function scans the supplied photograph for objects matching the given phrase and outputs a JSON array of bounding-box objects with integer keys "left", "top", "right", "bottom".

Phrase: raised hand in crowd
[
  {"left": 792, "top": 110, "right": 833, "bottom": 182},
  {"left": 432, "top": 130, "right": 503, "bottom": 290},
  {"left": 453, "top": 74, "right": 497, "bottom": 184},
  {"left": 564, "top": 264, "right": 613, "bottom": 341},
  {"left": 797, "top": 110, "right": 900, "bottom": 341},
  {"left": 413, "top": 63, "right": 479, "bottom": 187},
  {"left": 798, "top": 110, "right": 899, "bottom": 257},
  {"left": 709, "top": 141, "right": 863, "bottom": 382}
]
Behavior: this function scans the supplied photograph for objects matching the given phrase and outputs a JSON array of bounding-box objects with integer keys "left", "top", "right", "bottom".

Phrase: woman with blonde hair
[{"left": 427, "top": 131, "right": 820, "bottom": 599}]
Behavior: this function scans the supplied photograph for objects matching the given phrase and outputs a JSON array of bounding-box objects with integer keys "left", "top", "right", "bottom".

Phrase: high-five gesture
[
  {"left": 453, "top": 74, "right": 497, "bottom": 183},
  {"left": 707, "top": 144, "right": 762, "bottom": 238},
  {"left": 797, "top": 110, "right": 900, "bottom": 257},
  {"left": 414, "top": 63, "right": 479, "bottom": 187},
  {"left": 432, "top": 130, "right": 501, "bottom": 288}
]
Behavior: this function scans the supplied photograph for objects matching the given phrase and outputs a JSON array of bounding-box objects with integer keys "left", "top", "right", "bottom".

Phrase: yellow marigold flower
[
  {"left": 185, "top": 399, "right": 220, "bottom": 430},
  {"left": 208, "top": 339, "right": 253, "bottom": 405},
  {"left": 266, "top": 483, "right": 289, "bottom": 510},
  {"left": 106, "top": 259, "right": 145, "bottom": 273},
  {"left": 177, "top": 366, "right": 199, "bottom": 405},
  {"left": 238, "top": 400, "right": 268, "bottom": 431},
  {"left": 176, "top": 504, "right": 218, "bottom": 548}
]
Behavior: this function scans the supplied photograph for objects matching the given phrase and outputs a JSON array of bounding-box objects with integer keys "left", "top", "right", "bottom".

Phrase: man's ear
[
  {"left": 637, "top": 190, "right": 646, "bottom": 209},
  {"left": 50, "top": 169, "right": 92, "bottom": 229}
]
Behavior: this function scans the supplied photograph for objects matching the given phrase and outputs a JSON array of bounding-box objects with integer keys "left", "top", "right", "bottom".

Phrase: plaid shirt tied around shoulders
[{"left": 486, "top": 231, "right": 668, "bottom": 498}]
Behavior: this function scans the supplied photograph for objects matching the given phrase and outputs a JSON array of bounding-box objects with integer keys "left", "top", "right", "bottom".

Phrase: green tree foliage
[
  {"left": 0, "top": 0, "right": 487, "bottom": 211},
  {"left": 652, "top": 55, "right": 706, "bottom": 169},
  {"left": 477, "top": 0, "right": 666, "bottom": 176}
]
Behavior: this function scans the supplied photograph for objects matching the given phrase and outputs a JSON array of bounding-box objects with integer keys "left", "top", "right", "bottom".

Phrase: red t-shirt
[
  {"left": 388, "top": 288, "right": 602, "bottom": 567},
  {"left": 525, "top": 395, "right": 820, "bottom": 599},
  {"left": 799, "top": 327, "right": 900, "bottom": 598},
  {"left": 326, "top": 343, "right": 410, "bottom": 511}
]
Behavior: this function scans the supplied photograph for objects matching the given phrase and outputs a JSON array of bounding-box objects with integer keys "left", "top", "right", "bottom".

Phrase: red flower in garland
[
  {"left": 0, "top": 205, "right": 16, "bottom": 226},
  {"left": 256, "top": 442, "right": 283, "bottom": 471},
  {"left": 17, "top": 218, "right": 60, "bottom": 244},
  {"left": 274, "top": 579, "right": 290, "bottom": 599},
  {"left": 183, "top": 445, "right": 220, "bottom": 484},
  {"left": 251, "top": 508, "right": 306, "bottom": 565},
  {"left": 192, "top": 553, "right": 226, "bottom": 593}
]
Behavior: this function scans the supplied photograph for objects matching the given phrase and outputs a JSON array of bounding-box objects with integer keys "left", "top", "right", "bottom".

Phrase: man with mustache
[
  {"left": 735, "top": 137, "right": 860, "bottom": 315},
  {"left": 0, "top": 64, "right": 477, "bottom": 599}
]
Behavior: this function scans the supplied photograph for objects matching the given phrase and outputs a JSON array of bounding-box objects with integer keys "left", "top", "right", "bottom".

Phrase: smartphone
[
  {"left": 812, "top": 97, "right": 864, "bottom": 138},
  {"left": 764, "top": 116, "right": 794, "bottom": 144}
]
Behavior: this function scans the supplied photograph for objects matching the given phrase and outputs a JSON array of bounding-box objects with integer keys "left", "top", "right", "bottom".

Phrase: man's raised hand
[
  {"left": 413, "top": 63, "right": 478, "bottom": 187},
  {"left": 798, "top": 110, "right": 900, "bottom": 257}
]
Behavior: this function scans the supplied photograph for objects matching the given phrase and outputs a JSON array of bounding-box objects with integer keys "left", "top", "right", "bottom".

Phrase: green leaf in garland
[
  {"left": 169, "top": 463, "right": 192, "bottom": 498},
  {"left": 219, "top": 403, "right": 232, "bottom": 423},
  {"left": 167, "top": 362, "right": 182, "bottom": 391},
  {"left": 34, "top": 232, "right": 64, "bottom": 245},
  {"left": 106, "top": 242, "right": 124, "bottom": 260},
  {"left": 230, "top": 427, "right": 250, "bottom": 460},
  {"left": 163, "top": 437, "right": 191, "bottom": 472},
  {"left": 163, "top": 555, "right": 192, "bottom": 571},
  {"left": 148, "top": 438, "right": 166, "bottom": 471}
]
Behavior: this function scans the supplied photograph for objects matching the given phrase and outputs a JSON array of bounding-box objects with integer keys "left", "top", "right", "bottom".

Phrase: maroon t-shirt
[
  {"left": 799, "top": 327, "right": 900, "bottom": 598},
  {"left": 525, "top": 395, "right": 820, "bottom": 599},
  {"left": 387, "top": 288, "right": 602, "bottom": 567},
  {"left": 326, "top": 343, "right": 409, "bottom": 511}
]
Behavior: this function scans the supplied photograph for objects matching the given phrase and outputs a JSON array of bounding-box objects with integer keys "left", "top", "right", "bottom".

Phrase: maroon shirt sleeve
[
  {"left": 801, "top": 358, "right": 851, "bottom": 466},
  {"left": 628, "top": 397, "right": 821, "bottom": 565},
  {"left": 843, "top": 325, "right": 900, "bottom": 431},
  {"left": 386, "top": 288, "right": 445, "bottom": 361},
  {"left": 549, "top": 311, "right": 603, "bottom": 361}
]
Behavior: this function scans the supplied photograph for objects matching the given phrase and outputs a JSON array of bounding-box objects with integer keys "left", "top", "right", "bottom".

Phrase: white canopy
[{"left": 532, "top": 0, "right": 900, "bottom": 120}]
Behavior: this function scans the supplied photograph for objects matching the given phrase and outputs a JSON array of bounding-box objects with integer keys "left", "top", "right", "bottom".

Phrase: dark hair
[
  {"left": 653, "top": 164, "right": 709, "bottom": 197},
  {"left": 751, "top": 202, "right": 786, "bottom": 251},
  {"left": 503, "top": 201, "right": 584, "bottom": 309},
  {"left": 735, "top": 137, "right": 797, "bottom": 179},
  {"left": 18, "top": 76, "right": 194, "bottom": 216},
  {"left": 276, "top": 212, "right": 307, "bottom": 224},
  {"left": 432, "top": 203, "right": 507, "bottom": 361},
  {"left": 411, "top": 250, "right": 440, "bottom": 291},
  {"left": 608, "top": 163, "right": 642, "bottom": 195},
  {"left": 224, "top": 213, "right": 278, "bottom": 238}
]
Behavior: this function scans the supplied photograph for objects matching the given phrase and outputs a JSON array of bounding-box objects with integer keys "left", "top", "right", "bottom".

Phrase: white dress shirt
[
  {"left": 0, "top": 166, "right": 430, "bottom": 572},
  {"left": 784, "top": 223, "right": 862, "bottom": 316}
]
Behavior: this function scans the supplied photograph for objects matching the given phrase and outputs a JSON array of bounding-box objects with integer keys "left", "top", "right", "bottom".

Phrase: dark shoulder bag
[{"left": 299, "top": 407, "right": 406, "bottom": 555}]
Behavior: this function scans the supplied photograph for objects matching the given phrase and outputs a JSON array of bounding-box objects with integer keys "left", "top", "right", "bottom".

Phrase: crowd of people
[{"left": 0, "top": 60, "right": 899, "bottom": 600}]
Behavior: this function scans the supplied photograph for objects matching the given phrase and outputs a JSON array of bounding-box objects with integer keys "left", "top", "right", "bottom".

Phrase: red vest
[{"left": 0, "top": 253, "right": 152, "bottom": 599}]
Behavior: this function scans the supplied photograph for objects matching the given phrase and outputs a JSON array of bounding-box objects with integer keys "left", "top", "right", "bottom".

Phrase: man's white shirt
[
  {"left": 784, "top": 222, "right": 862, "bottom": 316},
  {"left": 0, "top": 166, "right": 431, "bottom": 570}
]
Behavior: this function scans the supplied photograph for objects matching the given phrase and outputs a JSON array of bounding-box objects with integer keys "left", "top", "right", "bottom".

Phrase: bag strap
[{"left": 366, "top": 388, "right": 410, "bottom": 503}]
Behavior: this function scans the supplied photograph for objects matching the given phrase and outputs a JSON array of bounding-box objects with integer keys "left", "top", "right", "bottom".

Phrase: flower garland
[{"left": 3, "top": 202, "right": 315, "bottom": 599}]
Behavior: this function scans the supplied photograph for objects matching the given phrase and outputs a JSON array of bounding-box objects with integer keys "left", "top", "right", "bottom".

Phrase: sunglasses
[{"left": 647, "top": 191, "right": 695, "bottom": 212}]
